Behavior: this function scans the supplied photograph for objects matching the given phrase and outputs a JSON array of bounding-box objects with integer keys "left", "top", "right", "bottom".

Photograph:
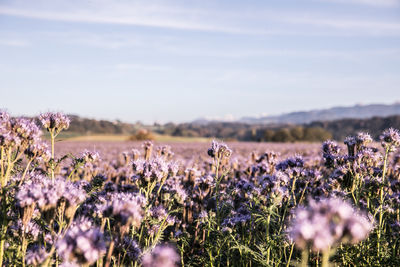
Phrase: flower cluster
[
  {"left": 39, "top": 112, "right": 70, "bottom": 133},
  {"left": 142, "top": 245, "right": 180, "bottom": 267},
  {"left": 380, "top": 128, "right": 400, "bottom": 152},
  {"left": 1, "top": 112, "right": 400, "bottom": 267},
  {"left": 207, "top": 140, "right": 232, "bottom": 159},
  {"left": 99, "top": 192, "right": 146, "bottom": 235},
  {"left": 17, "top": 174, "right": 86, "bottom": 221},
  {"left": 0, "top": 112, "right": 41, "bottom": 149},
  {"left": 288, "top": 198, "right": 373, "bottom": 251},
  {"left": 57, "top": 218, "right": 106, "bottom": 265}
]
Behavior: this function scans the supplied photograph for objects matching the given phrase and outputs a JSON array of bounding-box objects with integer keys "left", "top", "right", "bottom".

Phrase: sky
[{"left": 0, "top": 0, "right": 399, "bottom": 124}]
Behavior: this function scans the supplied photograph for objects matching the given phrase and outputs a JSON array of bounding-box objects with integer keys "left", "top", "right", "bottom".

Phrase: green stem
[
  {"left": 215, "top": 157, "right": 221, "bottom": 229},
  {"left": 0, "top": 147, "right": 4, "bottom": 180},
  {"left": 180, "top": 243, "right": 185, "bottom": 267},
  {"left": 19, "top": 159, "right": 33, "bottom": 186},
  {"left": 286, "top": 243, "right": 295, "bottom": 267},
  {"left": 105, "top": 240, "right": 115, "bottom": 267},
  {"left": 322, "top": 250, "right": 330, "bottom": 267},
  {"left": 0, "top": 222, "right": 7, "bottom": 267},
  {"left": 377, "top": 147, "right": 389, "bottom": 257},
  {"left": 2, "top": 150, "right": 12, "bottom": 187},
  {"left": 301, "top": 249, "right": 309, "bottom": 267},
  {"left": 21, "top": 234, "right": 28, "bottom": 267},
  {"left": 51, "top": 131, "right": 55, "bottom": 180},
  {"left": 0, "top": 239, "right": 5, "bottom": 267},
  {"left": 266, "top": 213, "right": 271, "bottom": 265}
]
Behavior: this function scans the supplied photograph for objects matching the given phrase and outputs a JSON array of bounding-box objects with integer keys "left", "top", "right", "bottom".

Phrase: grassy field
[{"left": 45, "top": 132, "right": 212, "bottom": 142}]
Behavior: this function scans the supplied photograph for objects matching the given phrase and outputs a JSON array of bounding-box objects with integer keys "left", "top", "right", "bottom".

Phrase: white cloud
[
  {"left": 1, "top": 1, "right": 400, "bottom": 37},
  {"left": 114, "top": 63, "right": 172, "bottom": 72},
  {"left": 284, "top": 16, "right": 400, "bottom": 33},
  {"left": 0, "top": 39, "right": 30, "bottom": 47},
  {"left": 0, "top": 5, "right": 244, "bottom": 34},
  {"left": 318, "top": 0, "right": 400, "bottom": 7}
]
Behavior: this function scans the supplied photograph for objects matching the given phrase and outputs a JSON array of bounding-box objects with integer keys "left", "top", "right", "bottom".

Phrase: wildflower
[
  {"left": 25, "top": 141, "right": 51, "bottom": 161},
  {"left": 142, "top": 140, "right": 154, "bottom": 160},
  {"left": 288, "top": 197, "right": 373, "bottom": 252},
  {"left": 276, "top": 155, "right": 304, "bottom": 171},
  {"left": 17, "top": 175, "right": 86, "bottom": 220},
  {"left": 81, "top": 150, "right": 100, "bottom": 163},
  {"left": 11, "top": 219, "right": 41, "bottom": 240},
  {"left": 142, "top": 244, "right": 180, "bottom": 267},
  {"left": 322, "top": 140, "right": 340, "bottom": 168},
  {"left": 356, "top": 132, "right": 373, "bottom": 147},
  {"left": 131, "top": 149, "right": 141, "bottom": 160},
  {"left": 57, "top": 218, "right": 106, "bottom": 266},
  {"left": 114, "top": 237, "right": 141, "bottom": 261},
  {"left": 39, "top": 112, "right": 70, "bottom": 133},
  {"left": 380, "top": 128, "right": 400, "bottom": 152},
  {"left": 207, "top": 140, "right": 232, "bottom": 159},
  {"left": 344, "top": 136, "right": 357, "bottom": 156},
  {"left": 25, "top": 245, "right": 48, "bottom": 266},
  {"left": 100, "top": 192, "right": 146, "bottom": 236},
  {"left": 151, "top": 206, "right": 168, "bottom": 220}
]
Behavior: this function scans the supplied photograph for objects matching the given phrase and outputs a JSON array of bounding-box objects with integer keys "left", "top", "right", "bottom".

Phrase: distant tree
[
  {"left": 272, "top": 128, "right": 294, "bottom": 142},
  {"left": 263, "top": 129, "right": 275, "bottom": 141},
  {"left": 290, "top": 126, "right": 304, "bottom": 140},
  {"left": 129, "top": 129, "right": 155, "bottom": 141},
  {"left": 303, "top": 127, "right": 332, "bottom": 141}
]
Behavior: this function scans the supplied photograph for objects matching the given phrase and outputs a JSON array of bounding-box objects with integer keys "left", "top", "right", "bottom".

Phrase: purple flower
[
  {"left": 207, "top": 140, "right": 232, "bottom": 159},
  {"left": 39, "top": 112, "right": 70, "bottom": 133},
  {"left": 81, "top": 149, "right": 100, "bottom": 163},
  {"left": 142, "top": 245, "right": 180, "bottom": 267},
  {"left": 114, "top": 237, "right": 141, "bottom": 261},
  {"left": 151, "top": 206, "right": 168, "bottom": 220},
  {"left": 25, "top": 141, "right": 51, "bottom": 161},
  {"left": 10, "top": 219, "right": 41, "bottom": 240},
  {"left": 57, "top": 218, "right": 106, "bottom": 265},
  {"left": 344, "top": 136, "right": 357, "bottom": 156},
  {"left": 322, "top": 140, "right": 340, "bottom": 168},
  {"left": 100, "top": 192, "right": 146, "bottom": 234},
  {"left": 356, "top": 132, "right": 373, "bottom": 147},
  {"left": 288, "top": 197, "right": 373, "bottom": 251},
  {"left": 25, "top": 245, "right": 48, "bottom": 266},
  {"left": 142, "top": 140, "right": 154, "bottom": 160},
  {"left": 276, "top": 155, "right": 304, "bottom": 171},
  {"left": 380, "top": 128, "right": 400, "bottom": 152},
  {"left": 132, "top": 156, "right": 170, "bottom": 183},
  {"left": 17, "top": 175, "right": 86, "bottom": 218},
  {"left": 1, "top": 116, "right": 41, "bottom": 149}
]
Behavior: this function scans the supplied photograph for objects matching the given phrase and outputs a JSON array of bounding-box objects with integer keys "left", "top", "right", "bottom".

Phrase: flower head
[
  {"left": 142, "top": 245, "right": 179, "bottom": 267},
  {"left": 380, "top": 128, "right": 400, "bottom": 152},
  {"left": 39, "top": 112, "right": 70, "bottom": 133},
  {"left": 288, "top": 197, "right": 373, "bottom": 252},
  {"left": 25, "top": 245, "right": 48, "bottom": 266},
  {"left": 57, "top": 218, "right": 106, "bottom": 265},
  {"left": 207, "top": 140, "right": 232, "bottom": 159}
]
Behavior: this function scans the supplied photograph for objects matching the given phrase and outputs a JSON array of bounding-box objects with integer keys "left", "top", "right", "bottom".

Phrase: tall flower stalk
[{"left": 39, "top": 112, "right": 70, "bottom": 179}]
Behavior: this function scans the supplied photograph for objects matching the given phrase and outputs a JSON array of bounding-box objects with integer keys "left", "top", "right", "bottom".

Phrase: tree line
[{"left": 51, "top": 115, "right": 400, "bottom": 142}]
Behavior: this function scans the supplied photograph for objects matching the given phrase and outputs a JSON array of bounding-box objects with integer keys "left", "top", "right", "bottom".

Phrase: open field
[
  {"left": 1, "top": 112, "right": 400, "bottom": 266},
  {"left": 46, "top": 132, "right": 213, "bottom": 143}
]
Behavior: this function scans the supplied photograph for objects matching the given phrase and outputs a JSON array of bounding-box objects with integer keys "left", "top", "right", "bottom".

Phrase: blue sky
[{"left": 0, "top": 0, "right": 399, "bottom": 123}]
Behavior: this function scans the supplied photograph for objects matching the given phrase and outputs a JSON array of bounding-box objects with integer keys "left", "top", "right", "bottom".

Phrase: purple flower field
[{"left": 1, "top": 112, "right": 400, "bottom": 266}]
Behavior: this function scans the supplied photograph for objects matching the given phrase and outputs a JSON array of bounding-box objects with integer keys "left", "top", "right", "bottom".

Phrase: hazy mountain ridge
[{"left": 205, "top": 103, "right": 400, "bottom": 124}]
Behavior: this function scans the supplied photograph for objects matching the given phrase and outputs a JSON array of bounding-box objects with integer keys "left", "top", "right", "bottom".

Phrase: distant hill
[
  {"left": 161, "top": 114, "right": 400, "bottom": 142},
  {"left": 194, "top": 103, "right": 400, "bottom": 125},
  {"left": 309, "top": 115, "right": 400, "bottom": 141},
  {"left": 28, "top": 103, "right": 400, "bottom": 142}
]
